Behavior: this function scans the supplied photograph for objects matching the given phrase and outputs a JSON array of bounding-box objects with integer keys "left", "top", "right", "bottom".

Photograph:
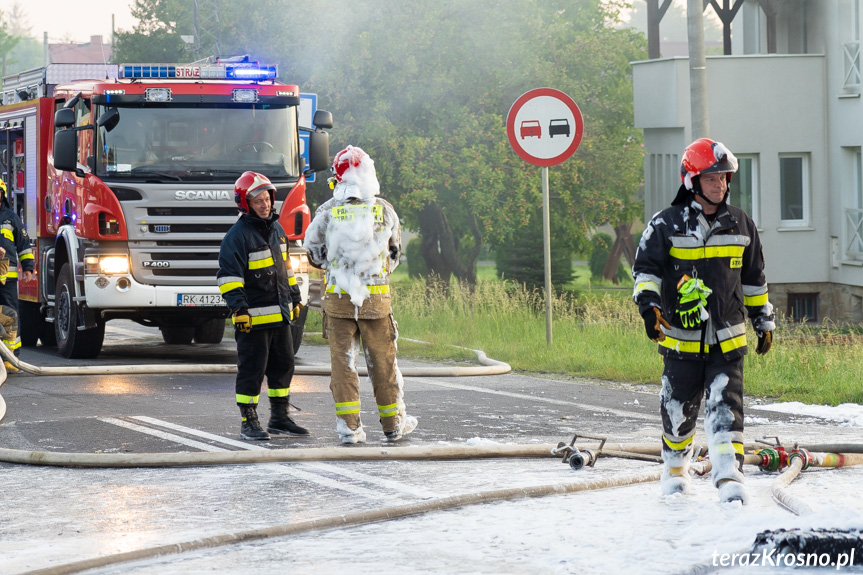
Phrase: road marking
[
  {"left": 99, "top": 417, "right": 224, "bottom": 452},
  {"left": 133, "top": 416, "right": 254, "bottom": 450},
  {"left": 126, "top": 416, "right": 439, "bottom": 499},
  {"left": 407, "top": 378, "right": 660, "bottom": 421}
]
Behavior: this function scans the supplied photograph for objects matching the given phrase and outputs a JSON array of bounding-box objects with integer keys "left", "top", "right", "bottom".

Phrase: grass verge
[{"left": 304, "top": 278, "right": 863, "bottom": 406}]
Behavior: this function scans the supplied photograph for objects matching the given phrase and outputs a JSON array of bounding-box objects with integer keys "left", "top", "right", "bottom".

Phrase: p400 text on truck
[{"left": 0, "top": 59, "right": 331, "bottom": 358}]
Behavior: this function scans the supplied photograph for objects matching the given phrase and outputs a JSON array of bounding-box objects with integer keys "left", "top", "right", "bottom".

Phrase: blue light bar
[
  {"left": 119, "top": 62, "right": 278, "bottom": 81},
  {"left": 121, "top": 65, "right": 176, "bottom": 79}
]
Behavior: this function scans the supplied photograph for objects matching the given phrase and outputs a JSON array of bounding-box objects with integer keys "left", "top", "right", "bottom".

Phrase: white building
[{"left": 632, "top": 0, "right": 863, "bottom": 323}]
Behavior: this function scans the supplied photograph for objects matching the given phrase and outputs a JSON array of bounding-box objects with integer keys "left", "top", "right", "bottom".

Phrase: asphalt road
[
  {"left": 2, "top": 321, "right": 859, "bottom": 575},
  {"left": 0, "top": 320, "right": 819, "bottom": 454}
]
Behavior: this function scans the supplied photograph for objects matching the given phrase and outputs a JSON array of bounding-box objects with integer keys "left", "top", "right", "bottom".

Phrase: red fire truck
[{"left": 0, "top": 58, "right": 331, "bottom": 358}]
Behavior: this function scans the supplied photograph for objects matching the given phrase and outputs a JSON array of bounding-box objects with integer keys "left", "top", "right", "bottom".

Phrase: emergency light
[{"left": 119, "top": 62, "right": 278, "bottom": 82}]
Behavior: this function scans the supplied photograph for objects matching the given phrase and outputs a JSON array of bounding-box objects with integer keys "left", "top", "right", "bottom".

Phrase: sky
[{"left": 1, "top": 0, "right": 138, "bottom": 44}]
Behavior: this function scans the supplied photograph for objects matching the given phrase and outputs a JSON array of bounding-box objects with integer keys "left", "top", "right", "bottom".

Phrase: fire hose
[{"left": 0, "top": 335, "right": 510, "bottom": 424}]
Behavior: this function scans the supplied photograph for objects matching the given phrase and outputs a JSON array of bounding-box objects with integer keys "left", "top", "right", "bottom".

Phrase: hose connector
[
  {"left": 788, "top": 447, "right": 813, "bottom": 470},
  {"left": 756, "top": 447, "right": 787, "bottom": 472},
  {"left": 568, "top": 449, "right": 598, "bottom": 471}
]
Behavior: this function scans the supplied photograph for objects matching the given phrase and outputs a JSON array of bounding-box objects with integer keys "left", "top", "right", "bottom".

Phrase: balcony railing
[
  {"left": 843, "top": 41, "right": 861, "bottom": 91},
  {"left": 845, "top": 207, "right": 863, "bottom": 259}
]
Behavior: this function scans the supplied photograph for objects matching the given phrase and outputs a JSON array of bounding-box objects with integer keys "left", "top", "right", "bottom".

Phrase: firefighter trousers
[
  {"left": 234, "top": 324, "right": 294, "bottom": 405},
  {"left": 660, "top": 348, "right": 745, "bottom": 486},
  {"left": 0, "top": 279, "right": 20, "bottom": 357},
  {"left": 327, "top": 313, "right": 402, "bottom": 433}
]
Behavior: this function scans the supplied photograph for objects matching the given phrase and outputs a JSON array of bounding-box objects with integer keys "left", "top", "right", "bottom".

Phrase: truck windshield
[{"left": 95, "top": 104, "right": 299, "bottom": 181}]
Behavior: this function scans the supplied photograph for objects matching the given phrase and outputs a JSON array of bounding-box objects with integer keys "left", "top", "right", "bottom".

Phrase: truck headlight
[{"left": 85, "top": 255, "right": 130, "bottom": 275}]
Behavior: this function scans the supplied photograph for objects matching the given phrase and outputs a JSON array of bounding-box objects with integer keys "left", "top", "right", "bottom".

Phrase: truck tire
[
  {"left": 291, "top": 305, "right": 308, "bottom": 354},
  {"left": 55, "top": 263, "right": 105, "bottom": 359},
  {"left": 20, "top": 301, "right": 57, "bottom": 347},
  {"left": 193, "top": 318, "right": 226, "bottom": 344},
  {"left": 19, "top": 301, "right": 41, "bottom": 347},
  {"left": 161, "top": 326, "right": 194, "bottom": 345}
]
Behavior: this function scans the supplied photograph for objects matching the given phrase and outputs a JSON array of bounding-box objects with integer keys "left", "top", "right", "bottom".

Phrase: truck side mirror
[
  {"left": 307, "top": 129, "right": 330, "bottom": 173},
  {"left": 54, "top": 108, "right": 76, "bottom": 129},
  {"left": 312, "top": 109, "right": 333, "bottom": 130},
  {"left": 53, "top": 129, "right": 79, "bottom": 173}
]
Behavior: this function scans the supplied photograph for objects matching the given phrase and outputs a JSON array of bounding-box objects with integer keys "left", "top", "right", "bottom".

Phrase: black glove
[
  {"left": 641, "top": 307, "right": 670, "bottom": 342},
  {"left": 232, "top": 307, "right": 251, "bottom": 333},
  {"left": 291, "top": 302, "right": 304, "bottom": 322},
  {"left": 756, "top": 330, "right": 772, "bottom": 355}
]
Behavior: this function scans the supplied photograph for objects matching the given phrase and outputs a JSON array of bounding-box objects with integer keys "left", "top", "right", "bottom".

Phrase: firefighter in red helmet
[
  {"left": 304, "top": 145, "right": 417, "bottom": 444},
  {"left": 633, "top": 138, "right": 774, "bottom": 504},
  {"left": 217, "top": 171, "right": 308, "bottom": 440}
]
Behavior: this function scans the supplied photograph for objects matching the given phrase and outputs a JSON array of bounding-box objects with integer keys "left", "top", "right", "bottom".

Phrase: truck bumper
[{"left": 84, "top": 273, "right": 311, "bottom": 308}]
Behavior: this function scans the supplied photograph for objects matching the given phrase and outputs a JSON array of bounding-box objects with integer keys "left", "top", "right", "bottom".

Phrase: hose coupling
[
  {"left": 756, "top": 447, "right": 787, "bottom": 472},
  {"left": 788, "top": 447, "right": 813, "bottom": 470}
]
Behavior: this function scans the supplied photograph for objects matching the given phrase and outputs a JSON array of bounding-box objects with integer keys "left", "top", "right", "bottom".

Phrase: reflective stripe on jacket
[
  {"left": 0, "top": 206, "right": 34, "bottom": 282},
  {"left": 217, "top": 212, "right": 300, "bottom": 331},
  {"left": 632, "top": 192, "right": 774, "bottom": 361}
]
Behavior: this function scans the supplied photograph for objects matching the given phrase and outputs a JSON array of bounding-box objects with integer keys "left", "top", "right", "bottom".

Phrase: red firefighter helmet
[
  {"left": 331, "top": 145, "right": 368, "bottom": 184},
  {"left": 679, "top": 138, "right": 738, "bottom": 190},
  {"left": 234, "top": 171, "right": 275, "bottom": 214}
]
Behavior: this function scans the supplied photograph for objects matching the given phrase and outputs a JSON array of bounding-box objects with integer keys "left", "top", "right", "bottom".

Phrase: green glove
[{"left": 677, "top": 276, "right": 712, "bottom": 329}]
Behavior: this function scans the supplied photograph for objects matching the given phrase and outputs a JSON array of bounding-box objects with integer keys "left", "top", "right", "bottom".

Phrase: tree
[
  {"left": 0, "top": 10, "right": 21, "bottom": 77},
  {"left": 306, "top": 0, "right": 646, "bottom": 289},
  {"left": 496, "top": 206, "right": 575, "bottom": 292},
  {"left": 107, "top": 1, "right": 647, "bottom": 292}
]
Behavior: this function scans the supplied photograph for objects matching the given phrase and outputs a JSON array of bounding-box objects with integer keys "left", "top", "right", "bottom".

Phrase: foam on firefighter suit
[
  {"left": 660, "top": 350, "right": 745, "bottom": 486},
  {"left": 323, "top": 291, "right": 402, "bottom": 433}
]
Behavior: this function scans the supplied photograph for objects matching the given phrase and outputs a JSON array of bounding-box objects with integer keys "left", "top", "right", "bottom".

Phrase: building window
[
  {"left": 787, "top": 292, "right": 818, "bottom": 323},
  {"left": 846, "top": 148, "right": 863, "bottom": 258},
  {"left": 729, "top": 155, "right": 759, "bottom": 224},
  {"left": 779, "top": 154, "right": 810, "bottom": 225},
  {"left": 841, "top": 0, "right": 861, "bottom": 92}
]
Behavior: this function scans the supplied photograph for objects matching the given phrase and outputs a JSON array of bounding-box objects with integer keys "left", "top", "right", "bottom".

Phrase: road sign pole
[
  {"left": 506, "top": 88, "right": 583, "bottom": 347},
  {"left": 542, "top": 166, "right": 552, "bottom": 347}
]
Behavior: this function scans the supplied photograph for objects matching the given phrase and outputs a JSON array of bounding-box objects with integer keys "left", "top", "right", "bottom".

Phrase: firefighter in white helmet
[{"left": 304, "top": 145, "right": 417, "bottom": 444}]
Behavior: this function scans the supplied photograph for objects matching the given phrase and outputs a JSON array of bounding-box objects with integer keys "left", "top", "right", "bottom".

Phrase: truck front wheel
[
  {"left": 55, "top": 263, "right": 105, "bottom": 359},
  {"left": 193, "top": 318, "right": 226, "bottom": 344},
  {"left": 291, "top": 305, "right": 308, "bottom": 354}
]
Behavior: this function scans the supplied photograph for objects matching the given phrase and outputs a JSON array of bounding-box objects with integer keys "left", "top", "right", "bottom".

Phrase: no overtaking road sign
[{"left": 506, "top": 88, "right": 583, "bottom": 167}]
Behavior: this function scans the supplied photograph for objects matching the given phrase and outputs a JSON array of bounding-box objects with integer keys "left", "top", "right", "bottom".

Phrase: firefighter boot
[
  {"left": 384, "top": 412, "right": 418, "bottom": 442},
  {"left": 239, "top": 404, "right": 270, "bottom": 441},
  {"left": 267, "top": 397, "right": 310, "bottom": 436},
  {"left": 337, "top": 418, "right": 367, "bottom": 445},
  {"left": 718, "top": 479, "right": 749, "bottom": 505},
  {"left": 660, "top": 443, "right": 692, "bottom": 495}
]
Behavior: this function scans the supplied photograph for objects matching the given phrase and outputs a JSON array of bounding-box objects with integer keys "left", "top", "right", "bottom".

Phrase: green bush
[{"left": 495, "top": 229, "right": 573, "bottom": 291}]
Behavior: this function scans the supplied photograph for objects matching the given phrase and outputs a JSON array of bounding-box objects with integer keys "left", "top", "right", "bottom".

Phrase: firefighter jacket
[
  {"left": 0, "top": 205, "right": 34, "bottom": 282},
  {"left": 304, "top": 196, "right": 400, "bottom": 319},
  {"left": 632, "top": 190, "right": 774, "bottom": 361},
  {"left": 217, "top": 212, "right": 301, "bottom": 331}
]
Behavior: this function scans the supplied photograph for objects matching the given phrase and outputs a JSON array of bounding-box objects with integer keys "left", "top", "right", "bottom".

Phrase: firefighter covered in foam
[
  {"left": 304, "top": 146, "right": 417, "bottom": 444},
  {"left": 632, "top": 138, "right": 775, "bottom": 504}
]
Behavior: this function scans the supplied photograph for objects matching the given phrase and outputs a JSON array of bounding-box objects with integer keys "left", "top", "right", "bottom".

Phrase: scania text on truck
[{"left": 0, "top": 58, "right": 331, "bottom": 358}]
